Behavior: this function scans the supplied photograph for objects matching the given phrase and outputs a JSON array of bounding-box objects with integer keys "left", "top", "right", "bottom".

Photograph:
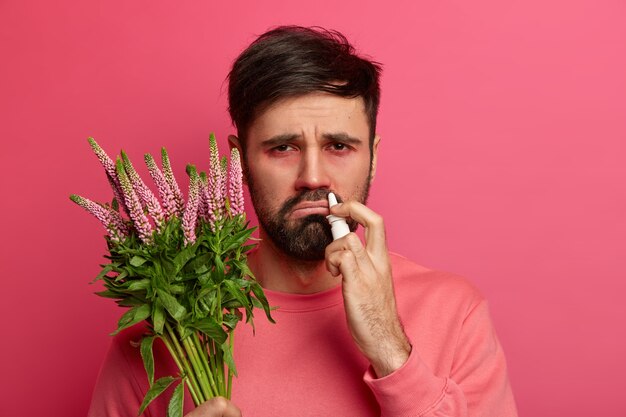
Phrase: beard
[{"left": 247, "top": 178, "right": 371, "bottom": 262}]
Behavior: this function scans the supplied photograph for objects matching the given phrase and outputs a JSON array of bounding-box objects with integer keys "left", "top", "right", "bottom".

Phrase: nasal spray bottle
[{"left": 326, "top": 192, "right": 350, "bottom": 240}]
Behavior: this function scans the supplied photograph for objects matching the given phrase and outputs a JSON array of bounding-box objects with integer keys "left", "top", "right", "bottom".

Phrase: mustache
[{"left": 278, "top": 189, "right": 342, "bottom": 218}]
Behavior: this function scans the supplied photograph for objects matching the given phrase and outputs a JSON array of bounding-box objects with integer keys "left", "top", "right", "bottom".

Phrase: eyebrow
[
  {"left": 322, "top": 132, "right": 363, "bottom": 146},
  {"left": 260, "top": 132, "right": 364, "bottom": 147},
  {"left": 260, "top": 133, "right": 300, "bottom": 147}
]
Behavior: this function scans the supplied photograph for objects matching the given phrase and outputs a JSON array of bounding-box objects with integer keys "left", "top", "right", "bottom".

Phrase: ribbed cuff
[{"left": 363, "top": 347, "right": 447, "bottom": 417}]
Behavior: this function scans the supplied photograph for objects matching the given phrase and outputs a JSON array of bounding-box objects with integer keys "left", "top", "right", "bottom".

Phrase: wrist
[{"left": 369, "top": 333, "right": 412, "bottom": 377}]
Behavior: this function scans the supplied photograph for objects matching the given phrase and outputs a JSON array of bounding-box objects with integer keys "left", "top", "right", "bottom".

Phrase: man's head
[
  {"left": 227, "top": 26, "right": 382, "bottom": 261},
  {"left": 228, "top": 26, "right": 381, "bottom": 155}
]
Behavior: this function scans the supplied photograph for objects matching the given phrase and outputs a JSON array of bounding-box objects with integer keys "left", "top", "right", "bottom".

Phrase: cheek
[
  {"left": 249, "top": 156, "right": 299, "bottom": 189},
  {"left": 249, "top": 165, "right": 281, "bottom": 192},
  {"left": 335, "top": 160, "right": 371, "bottom": 185},
  {"left": 246, "top": 164, "right": 286, "bottom": 206}
]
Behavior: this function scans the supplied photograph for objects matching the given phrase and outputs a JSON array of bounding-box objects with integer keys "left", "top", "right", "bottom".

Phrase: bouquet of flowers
[{"left": 71, "top": 135, "right": 273, "bottom": 416}]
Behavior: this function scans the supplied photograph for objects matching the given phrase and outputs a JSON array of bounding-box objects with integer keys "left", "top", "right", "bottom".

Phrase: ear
[
  {"left": 369, "top": 134, "right": 382, "bottom": 182},
  {"left": 228, "top": 134, "right": 248, "bottom": 185}
]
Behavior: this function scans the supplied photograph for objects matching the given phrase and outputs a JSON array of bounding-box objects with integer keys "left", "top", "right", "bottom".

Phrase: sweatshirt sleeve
[
  {"left": 87, "top": 326, "right": 194, "bottom": 417},
  {"left": 87, "top": 331, "right": 146, "bottom": 417},
  {"left": 363, "top": 300, "right": 518, "bottom": 417}
]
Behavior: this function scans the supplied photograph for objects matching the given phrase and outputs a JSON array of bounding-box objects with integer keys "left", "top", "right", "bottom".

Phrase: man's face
[{"left": 237, "top": 92, "right": 380, "bottom": 261}]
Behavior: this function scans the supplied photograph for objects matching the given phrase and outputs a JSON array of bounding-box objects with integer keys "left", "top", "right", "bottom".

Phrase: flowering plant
[{"left": 71, "top": 135, "right": 273, "bottom": 416}]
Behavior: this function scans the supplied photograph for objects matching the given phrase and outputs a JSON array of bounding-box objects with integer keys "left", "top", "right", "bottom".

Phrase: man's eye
[
  {"left": 274, "top": 144, "right": 292, "bottom": 152},
  {"left": 330, "top": 143, "right": 348, "bottom": 151}
]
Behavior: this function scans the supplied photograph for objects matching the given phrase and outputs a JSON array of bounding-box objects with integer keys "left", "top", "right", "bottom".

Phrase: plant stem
[
  {"left": 208, "top": 339, "right": 219, "bottom": 393},
  {"left": 181, "top": 333, "right": 212, "bottom": 400},
  {"left": 165, "top": 322, "right": 205, "bottom": 404},
  {"left": 192, "top": 331, "right": 220, "bottom": 397},
  {"left": 227, "top": 330, "right": 234, "bottom": 400},
  {"left": 218, "top": 340, "right": 225, "bottom": 396},
  {"left": 161, "top": 332, "right": 201, "bottom": 405},
  {"left": 215, "top": 288, "right": 225, "bottom": 395}
]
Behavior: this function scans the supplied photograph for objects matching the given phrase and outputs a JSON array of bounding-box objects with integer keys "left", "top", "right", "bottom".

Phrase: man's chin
[{"left": 271, "top": 215, "right": 333, "bottom": 261}]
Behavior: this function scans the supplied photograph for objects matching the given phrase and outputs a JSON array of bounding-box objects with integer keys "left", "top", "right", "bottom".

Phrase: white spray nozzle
[
  {"left": 326, "top": 192, "right": 350, "bottom": 240},
  {"left": 328, "top": 192, "right": 340, "bottom": 207}
]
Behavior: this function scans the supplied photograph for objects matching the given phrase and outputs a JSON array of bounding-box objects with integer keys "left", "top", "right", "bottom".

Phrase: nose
[{"left": 294, "top": 148, "right": 331, "bottom": 191}]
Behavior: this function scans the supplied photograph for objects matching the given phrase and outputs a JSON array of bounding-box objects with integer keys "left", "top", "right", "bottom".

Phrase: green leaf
[
  {"left": 167, "top": 382, "right": 184, "bottom": 417},
  {"left": 182, "top": 252, "right": 212, "bottom": 275},
  {"left": 114, "top": 270, "right": 129, "bottom": 282},
  {"left": 228, "top": 259, "right": 253, "bottom": 280},
  {"left": 214, "top": 255, "right": 225, "bottom": 281},
  {"left": 140, "top": 336, "right": 155, "bottom": 386},
  {"left": 151, "top": 263, "right": 169, "bottom": 291},
  {"left": 222, "top": 280, "right": 249, "bottom": 310},
  {"left": 222, "top": 228, "right": 255, "bottom": 253},
  {"left": 250, "top": 297, "right": 263, "bottom": 309},
  {"left": 112, "top": 304, "right": 151, "bottom": 335},
  {"left": 117, "top": 297, "right": 147, "bottom": 307},
  {"left": 160, "top": 257, "right": 176, "bottom": 279},
  {"left": 156, "top": 289, "right": 186, "bottom": 321},
  {"left": 92, "top": 264, "right": 113, "bottom": 283},
  {"left": 137, "top": 376, "right": 176, "bottom": 416},
  {"left": 222, "top": 299, "right": 243, "bottom": 309},
  {"left": 197, "top": 271, "right": 211, "bottom": 286},
  {"left": 223, "top": 312, "right": 242, "bottom": 330},
  {"left": 194, "top": 264, "right": 209, "bottom": 275},
  {"left": 130, "top": 256, "right": 148, "bottom": 267},
  {"left": 152, "top": 301, "right": 165, "bottom": 334},
  {"left": 127, "top": 279, "right": 151, "bottom": 291},
  {"left": 251, "top": 283, "right": 275, "bottom": 324},
  {"left": 169, "top": 284, "right": 185, "bottom": 294},
  {"left": 95, "top": 289, "right": 121, "bottom": 299},
  {"left": 172, "top": 246, "right": 196, "bottom": 275},
  {"left": 240, "top": 244, "right": 257, "bottom": 253},
  {"left": 190, "top": 317, "right": 227, "bottom": 344},
  {"left": 221, "top": 341, "right": 237, "bottom": 377}
]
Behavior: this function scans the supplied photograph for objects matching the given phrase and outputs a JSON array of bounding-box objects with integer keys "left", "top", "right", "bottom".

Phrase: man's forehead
[
  {"left": 262, "top": 92, "right": 365, "bottom": 114},
  {"left": 247, "top": 93, "right": 369, "bottom": 141}
]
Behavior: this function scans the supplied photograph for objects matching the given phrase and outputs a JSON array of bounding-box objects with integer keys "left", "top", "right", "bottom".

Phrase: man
[{"left": 88, "top": 26, "right": 518, "bottom": 417}]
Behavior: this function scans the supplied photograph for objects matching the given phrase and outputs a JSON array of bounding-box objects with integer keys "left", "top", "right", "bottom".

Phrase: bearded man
[{"left": 88, "top": 26, "right": 518, "bottom": 417}]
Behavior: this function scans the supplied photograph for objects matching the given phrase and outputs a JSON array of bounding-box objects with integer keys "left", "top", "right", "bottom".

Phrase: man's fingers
[
  {"left": 329, "top": 201, "right": 387, "bottom": 257},
  {"left": 325, "top": 246, "right": 359, "bottom": 278},
  {"left": 325, "top": 233, "right": 375, "bottom": 278},
  {"left": 185, "top": 397, "right": 242, "bottom": 417}
]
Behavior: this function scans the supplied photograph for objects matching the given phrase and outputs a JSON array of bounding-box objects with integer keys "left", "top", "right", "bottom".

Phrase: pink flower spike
[
  {"left": 87, "top": 137, "right": 130, "bottom": 217},
  {"left": 208, "top": 134, "right": 223, "bottom": 221},
  {"left": 229, "top": 148, "right": 244, "bottom": 217},
  {"left": 201, "top": 170, "right": 218, "bottom": 231},
  {"left": 116, "top": 158, "right": 153, "bottom": 244},
  {"left": 197, "top": 172, "right": 210, "bottom": 222},
  {"left": 219, "top": 157, "right": 228, "bottom": 218},
  {"left": 121, "top": 150, "right": 165, "bottom": 230},
  {"left": 70, "top": 194, "right": 124, "bottom": 242},
  {"left": 145, "top": 153, "right": 177, "bottom": 219},
  {"left": 103, "top": 203, "right": 131, "bottom": 235},
  {"left": 161, "top": 148, "right": 185, "bottom": 216},
  {"left": 182, "top": 165, "right": 200, "bottom": 245}
]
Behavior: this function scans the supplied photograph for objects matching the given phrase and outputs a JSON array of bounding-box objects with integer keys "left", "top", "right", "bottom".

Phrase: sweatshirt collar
[{"left": 261, "top": 284, "right": 343, "bottom": 312}]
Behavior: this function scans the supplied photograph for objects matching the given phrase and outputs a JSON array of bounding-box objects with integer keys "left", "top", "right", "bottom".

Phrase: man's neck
[{"left": 247, "top": 230, "right": 339, "bottom": 294}]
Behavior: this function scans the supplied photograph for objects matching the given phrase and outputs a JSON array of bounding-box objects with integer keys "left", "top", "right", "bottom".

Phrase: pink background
[{"left": 1, "top": 1, "right": 624, "bottom": 416}]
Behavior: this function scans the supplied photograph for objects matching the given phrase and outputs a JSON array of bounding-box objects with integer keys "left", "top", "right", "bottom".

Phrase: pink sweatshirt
[{"left": 88, "top": 253, "right": 518, "bottom": 417}]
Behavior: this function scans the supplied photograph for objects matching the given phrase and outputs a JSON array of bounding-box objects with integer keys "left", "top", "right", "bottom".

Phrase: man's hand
[
  {"left": 325, "top": 201, "right": 411, "bottom": 378},
  {"left": 184, "top": 397, "right": 242, "bottom": 417}
]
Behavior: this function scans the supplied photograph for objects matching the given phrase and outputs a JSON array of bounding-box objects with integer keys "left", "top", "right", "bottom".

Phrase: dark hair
[{"left": 227, "top": 26, "right": 382, "bottom": 151}]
